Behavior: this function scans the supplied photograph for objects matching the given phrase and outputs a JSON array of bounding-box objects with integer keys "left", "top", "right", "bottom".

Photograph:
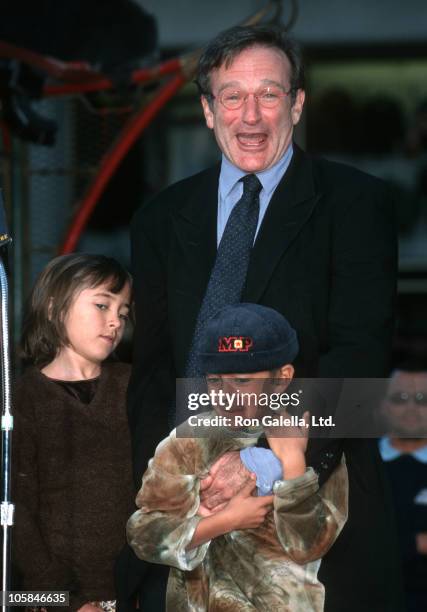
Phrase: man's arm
[
  {"left": 319, "top": 178, "right": 397, "bottom": 378},
  {"left": 128, "top": 207, "right": 174, "bottom": 485},
  {"left": 241, "top": 179, "right": 397, "bottom": 488}
]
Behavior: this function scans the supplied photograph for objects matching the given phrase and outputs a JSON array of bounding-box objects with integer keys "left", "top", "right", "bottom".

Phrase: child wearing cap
[{"left": 127, "top": 304, "right": 348, "bottom": 612}]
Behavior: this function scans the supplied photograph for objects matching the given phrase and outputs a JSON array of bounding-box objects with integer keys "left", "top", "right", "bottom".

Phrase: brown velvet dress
[{"left": 12, "top": 363, "right": 135, "bottom": 611}]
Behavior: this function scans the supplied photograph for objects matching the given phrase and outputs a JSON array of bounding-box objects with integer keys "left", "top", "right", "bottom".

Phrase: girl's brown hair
[{"left": 21, "top": 253, "right": 132, "bottom": 367}]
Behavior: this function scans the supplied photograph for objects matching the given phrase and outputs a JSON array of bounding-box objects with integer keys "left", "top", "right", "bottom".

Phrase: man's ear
[
  {"left": 201, "top": 95, "right": 214, "bottom": 130},
  {"left": 291, "top": 89, "right": 305, "bottom": 126}
]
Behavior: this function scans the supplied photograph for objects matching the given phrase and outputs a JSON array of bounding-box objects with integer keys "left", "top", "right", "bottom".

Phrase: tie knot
[{"left": 241, "top": 173, "right": 262, "bottom": 196}]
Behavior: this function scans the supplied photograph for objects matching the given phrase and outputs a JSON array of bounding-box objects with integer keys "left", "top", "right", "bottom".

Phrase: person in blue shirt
[{"left": 378, "top": 362, "right": 427, "bottom": 612}]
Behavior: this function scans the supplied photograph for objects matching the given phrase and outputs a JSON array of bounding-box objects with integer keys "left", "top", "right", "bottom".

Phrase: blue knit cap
[{"left": 198, "top": 303, "right": 299, "bottom": 374}]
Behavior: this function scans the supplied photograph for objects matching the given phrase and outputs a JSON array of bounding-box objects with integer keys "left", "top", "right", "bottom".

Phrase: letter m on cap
[{"left": 218, "top": 336, "right": 253, "bottom": 352}]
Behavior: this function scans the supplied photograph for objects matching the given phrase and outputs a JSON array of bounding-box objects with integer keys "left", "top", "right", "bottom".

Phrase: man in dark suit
[{"left": 126, "top": 25, "right": 404, "bottom": 612}]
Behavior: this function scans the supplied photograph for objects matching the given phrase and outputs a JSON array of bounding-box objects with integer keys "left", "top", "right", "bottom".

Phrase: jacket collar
[
  {"left": 172, "top": 144, "right": 320, "bottom": 303},
  {"left": 244, "top": 144, "right": 320, "bottom": 301}
]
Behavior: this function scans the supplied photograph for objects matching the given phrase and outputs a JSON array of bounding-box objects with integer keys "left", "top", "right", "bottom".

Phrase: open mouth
[{"left": 236, "top": 133, "right": 267, "bottom": 148}]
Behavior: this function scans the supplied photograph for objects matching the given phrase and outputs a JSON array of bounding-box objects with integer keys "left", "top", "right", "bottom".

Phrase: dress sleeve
[
  {"left": 272, "top": 458, "right": 348, "bottom": 564},
  {"left": 126, "top": 432, "right": 209, "bottom": 571}
]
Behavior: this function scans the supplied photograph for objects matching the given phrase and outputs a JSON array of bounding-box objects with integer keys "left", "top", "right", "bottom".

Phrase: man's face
[
  {"left": 201, "top": 45, "right": 305, "bottom": 173},
  {"left": 380, "top": 370, "right": 427, "bottom": 437}
]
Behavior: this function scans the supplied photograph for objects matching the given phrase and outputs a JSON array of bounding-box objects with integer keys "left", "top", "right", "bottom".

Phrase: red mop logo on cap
[{"left": 218, "top": 336, "right": 254, "bottom": 352}]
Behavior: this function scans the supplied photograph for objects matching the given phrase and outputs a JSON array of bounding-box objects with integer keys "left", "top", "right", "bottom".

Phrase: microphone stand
[{"left": 0, "top": 190, "right": 13, "bottom": 612}]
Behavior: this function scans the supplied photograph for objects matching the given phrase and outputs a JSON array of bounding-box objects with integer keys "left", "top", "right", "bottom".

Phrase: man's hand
[{"left": 199, "top": 451, "right": 254, "bottom": 514}]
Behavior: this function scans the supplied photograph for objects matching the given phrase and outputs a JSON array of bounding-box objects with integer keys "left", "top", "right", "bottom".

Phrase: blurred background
[{"left": 0, "top": 0, "right": 426, "bottom": 364}]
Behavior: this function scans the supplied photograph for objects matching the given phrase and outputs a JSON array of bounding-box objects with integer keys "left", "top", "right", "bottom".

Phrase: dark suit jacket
[{"left": 126, "top": 144, "right": 405, "bottom": 611}]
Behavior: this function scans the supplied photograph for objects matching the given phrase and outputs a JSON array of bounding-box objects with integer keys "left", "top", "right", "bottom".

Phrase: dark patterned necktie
[{"left": 186, "top": 173, "right": 262, "bottom": 376}]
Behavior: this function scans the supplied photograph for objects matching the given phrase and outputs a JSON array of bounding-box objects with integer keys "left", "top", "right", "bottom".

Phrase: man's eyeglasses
[
  {"left": 387, "top": 391, "right": 427, "bottom": 406},
  {"left": 209, "top": 86, "right": 294, "bottom": 110}
]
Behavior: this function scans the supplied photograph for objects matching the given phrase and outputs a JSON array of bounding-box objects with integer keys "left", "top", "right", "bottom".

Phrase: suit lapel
[
  {"left": 171, "top": 147, "right": 321, "bottom": 305},
  {"left": 244, "top": 145, "right": 321, "bottom": 302},
  {"left": 171, "top": 165, "right": 220, "bottom": 300}
]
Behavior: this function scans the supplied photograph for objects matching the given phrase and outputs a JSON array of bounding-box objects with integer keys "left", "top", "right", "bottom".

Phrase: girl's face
[{"left": 61, "top": 280, "right": 131, "bottom": 368}]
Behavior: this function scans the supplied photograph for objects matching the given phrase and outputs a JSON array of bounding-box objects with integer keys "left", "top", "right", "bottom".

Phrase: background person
[{"left": 378, "top": 361, "right": 427, "bottom": 612}]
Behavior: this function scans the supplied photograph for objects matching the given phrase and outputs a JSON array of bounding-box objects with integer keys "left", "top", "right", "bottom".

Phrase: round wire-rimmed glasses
[
  {"left": 209, "top": 86, "right": 294, "bottom": 110},
  {"left": 387, "top": 391, "right": 427, "bottom": 406}
]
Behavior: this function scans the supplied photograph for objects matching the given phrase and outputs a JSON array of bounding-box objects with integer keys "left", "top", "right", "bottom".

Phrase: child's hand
[
  {"left": 265, "top": 410, "right": 310, "bottom": 458},
  {"left": 265, "top": 411, "right": 309, "bottom": 479},
  {"left": 224, "top": 475, "right": 274, "bottom": 530},
  {"left": 189, "top": 476, "right": 273, "bottom": 550}
]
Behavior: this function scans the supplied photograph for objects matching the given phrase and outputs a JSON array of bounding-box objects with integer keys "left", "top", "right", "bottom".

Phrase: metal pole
[{"left": 0, "top": 191, "right": 13, "bottom": 612}]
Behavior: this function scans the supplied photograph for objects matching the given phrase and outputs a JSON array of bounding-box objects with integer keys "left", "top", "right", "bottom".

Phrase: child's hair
[{"left": 21, "top": 253, "right": 132, "bottom": 367}]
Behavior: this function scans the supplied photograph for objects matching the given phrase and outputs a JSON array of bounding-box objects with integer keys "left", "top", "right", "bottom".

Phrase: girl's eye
[
  {"left": 96, "top": 303, "right": 108, "bottom": 310},
  {"left": 119, "top": 313, "right": 129, "bottom": 322}
]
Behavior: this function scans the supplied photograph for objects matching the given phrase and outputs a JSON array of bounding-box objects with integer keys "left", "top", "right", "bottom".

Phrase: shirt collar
[
  {"left": 379, "top": 437, "right": 427, "bottom": 463},
  {"left": 219, "top": 143, "right": 293, "bottom": 201}
]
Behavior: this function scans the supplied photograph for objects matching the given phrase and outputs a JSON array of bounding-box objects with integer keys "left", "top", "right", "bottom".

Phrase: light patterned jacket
[{"left": 127, "top": 419, "right": 348, "bottom": 611}]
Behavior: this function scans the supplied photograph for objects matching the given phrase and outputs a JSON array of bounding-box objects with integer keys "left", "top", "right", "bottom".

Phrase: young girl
[{"left": 12, "top": 254, "right": 135, "bottom": 612}]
